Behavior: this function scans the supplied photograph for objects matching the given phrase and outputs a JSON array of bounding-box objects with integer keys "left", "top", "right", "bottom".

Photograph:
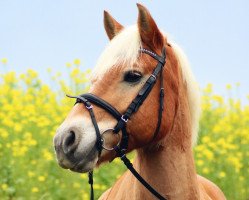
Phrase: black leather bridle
[{"left": 67, "top": 46, "right": 167, "bottom": 200}]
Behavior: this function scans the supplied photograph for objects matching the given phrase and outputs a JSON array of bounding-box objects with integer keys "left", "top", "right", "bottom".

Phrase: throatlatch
[{"left": 67, "top": 46, "right": 167, "bottom": 200}]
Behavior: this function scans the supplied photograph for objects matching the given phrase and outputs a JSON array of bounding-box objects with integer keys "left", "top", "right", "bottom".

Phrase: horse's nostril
[
  {"left": 65, "top": 131, "right": 75, "bottom": 147},
  {"left": 63, "top": 130, "right": 77, "bottom": 154}
]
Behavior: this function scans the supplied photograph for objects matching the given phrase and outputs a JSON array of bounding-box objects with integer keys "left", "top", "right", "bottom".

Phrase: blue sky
[{"left": 0, "top": 1, "right": 248, "bottom": 101}]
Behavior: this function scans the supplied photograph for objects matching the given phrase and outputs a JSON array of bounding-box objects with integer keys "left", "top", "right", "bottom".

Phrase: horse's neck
[
  {"left": 133, "top": 144, "right": 199, "bottom": 199},
  {"left": 105, "top": 73, "right": 201, "bottom": 200},
  {"left": 132, "top": 90, "right": 200, "bottom": 200}
]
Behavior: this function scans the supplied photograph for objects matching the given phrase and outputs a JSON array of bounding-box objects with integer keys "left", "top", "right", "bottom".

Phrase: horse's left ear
[
  {"left": 104, "top": 10, "right": 124, "bottom": 40},
  {"left": 137, "top": 3, "right": 164, "bottom": 50}
]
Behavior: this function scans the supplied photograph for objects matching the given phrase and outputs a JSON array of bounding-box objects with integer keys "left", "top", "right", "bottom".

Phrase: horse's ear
[
  {"left": 137, "top": 3, "right": 164, "bottom": 50},
  {"left": 104, "top": 10, "right": 124, "bottom": 40}
]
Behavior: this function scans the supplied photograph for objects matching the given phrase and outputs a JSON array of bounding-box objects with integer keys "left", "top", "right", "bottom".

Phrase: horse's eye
[{"left": 123, "top": 71, "right": 142, "bottom": 83}]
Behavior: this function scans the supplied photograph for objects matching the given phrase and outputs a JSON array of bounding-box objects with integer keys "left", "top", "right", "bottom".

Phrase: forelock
[{"left": 91, "top": 25, "right": 142, "bottom": 80}]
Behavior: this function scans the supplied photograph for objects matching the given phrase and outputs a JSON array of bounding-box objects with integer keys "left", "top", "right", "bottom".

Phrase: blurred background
[{"left": 0, "top": 1, "right": 248, "bottom": 199}]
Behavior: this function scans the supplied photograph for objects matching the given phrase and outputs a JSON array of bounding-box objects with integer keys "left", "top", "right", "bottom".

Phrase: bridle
[
  {"left": 68, "top": 47, "right": 167, "bottom": 199},
  {"left": 67, "top": 46, "right": 167, "bottom": 200}
]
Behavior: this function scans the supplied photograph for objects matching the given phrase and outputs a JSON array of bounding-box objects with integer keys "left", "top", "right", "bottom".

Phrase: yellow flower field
[{"left": 0, "top": 61, "right": 248, "bottom": 199}]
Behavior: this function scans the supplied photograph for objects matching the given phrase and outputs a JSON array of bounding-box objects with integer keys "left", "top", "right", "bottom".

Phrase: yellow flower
[
  {"left": 71, "top": 68, "right": 80, "bottom": 77},
  {"left": 203, "top": 149, "right": 214, "bottom": 160},
  {"left": 43, "top": 149, "right": 53, "bottom": 161},
  {"left": 28, "top": 139, "right": 37, "bottom": 146},
  {"left": 47, "top": 68, "right": 52, "bottom": 73},
  {"left": 80, "top": 174, "right": 87, "bottom": 179},
  {"left": 0, "top": 131, "right": 9, "bottom": 138},
  {"left": 6, "top": 143, "right": 11, "bottom": 148},
  {"left": 66, "top": 62, "right": 72, "bottom": 68},
  {"left": 1, "top": 58, "right": 8, "bottom": 64},
  {"left": 73, "top": 182, "right": 81, "bottom": 188},
  {"left": 28, "top": 171, "right": 35, "bottom": 178},
  {"left": 83, "top": 193, "right": 89, "bottom": 199},
  {"left": 12, "top": 140, "right": 20, "bottom": 146},
  {"left": 74, "top": 58, "right": 81, "bottom": 66},
  {"left": 14, "top": 123, "right": 23, "bottom": 132},
  {"left": 32, "top": 187, "right": 39, "bottom": 193},
  {"left": 212, "top": 95, "right": 224, "bottom": 104},
  {"left": 94, "top": 184, "right": 101, "bottom": 190},
  {"left": 19, "top": 73, "right": 26, "bottom": 79},
  {"left": 196, "top": 160, "right": 204, "bottom": 167},
  {"left": 113, "top": 158, "right": 121, "bottom": 164},
  {"left": 1, "top": 183, "right": 8, "bottom": 191},
  {"left": 27, "top": 69, "right": 38, "bottom": 78},
  {"left": 218, "top": 171, "right": 226, "bottom": 178},
  {"left": 203, "top": 83, "right": 213, "bottom": 93},
  {"left": 202, "top": 167, "right": 210, "bottom": 174},
  {"left": 31, "top": 160, "right": 37, "bottom": 165},
  {"left": 226, "top": 84, "right": 232, "bottom": 90},
  {"left": 24, "top": 132, "right": 32, "bottom": 139},
  {"left": 227, "top": 157, "right": 242, "bottom": 173},
  {"left": 201, "top": 136, "right": 210, "bottom": 143},
  {"left": 3, "top": 72, "right": 16, "bottom": 84},
  {"left": 101, "top": 185, "right": 107, "bottom": 190},
  {"left": 38, "top": 176, "right": 46, "bottom": 182}
]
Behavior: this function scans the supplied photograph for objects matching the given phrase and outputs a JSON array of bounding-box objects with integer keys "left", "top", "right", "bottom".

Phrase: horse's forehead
[{"left": 91, "top": 25, "right": 141, "bottom": 80}]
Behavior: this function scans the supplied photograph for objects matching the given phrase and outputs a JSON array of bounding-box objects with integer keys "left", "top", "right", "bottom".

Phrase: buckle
[
  {"left": 85, "top": 105, "right": 93, "bottom": 110},
  {"left": 151, "top": 74, "right": 156, "bottom": 80},
  {"left": 121, "top": 115, "right": 129, "bottom": 123},
  {"left": 160, "top": 88, "right": 164, "bottom": 97}
]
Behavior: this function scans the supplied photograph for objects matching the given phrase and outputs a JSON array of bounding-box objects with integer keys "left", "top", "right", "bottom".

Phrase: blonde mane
[
  {"left": 92, "top": 25, "right": 201, "bottom": 146},
  {"left": 170, "top": 42, "right": 201, "bottom": 145},
  {"left": 91, "top": 25, "right": 141, "bottom": 80}
]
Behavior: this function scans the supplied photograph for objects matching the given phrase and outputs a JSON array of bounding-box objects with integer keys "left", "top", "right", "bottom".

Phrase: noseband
[{"left": 67, "top": 47, "right": 167, "bottom": 200}]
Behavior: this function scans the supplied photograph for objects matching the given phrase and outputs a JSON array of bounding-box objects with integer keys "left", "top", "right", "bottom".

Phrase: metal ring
[{"left": 101, "top": 128, "right": 121, "bottom": 151}]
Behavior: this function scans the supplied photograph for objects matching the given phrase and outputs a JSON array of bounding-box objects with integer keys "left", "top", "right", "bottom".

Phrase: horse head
[{"left": 54, "top": 4, "right": 195, "bottom": 173}]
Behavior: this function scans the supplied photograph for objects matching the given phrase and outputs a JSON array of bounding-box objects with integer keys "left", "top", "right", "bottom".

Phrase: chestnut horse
[{"left": 54, "top": 4, "right": 226, "bottom": 200}]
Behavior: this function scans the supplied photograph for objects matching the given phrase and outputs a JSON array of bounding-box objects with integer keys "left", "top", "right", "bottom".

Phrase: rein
[{"left": 67, "top": 47, "right": 167, "bottom": 200}]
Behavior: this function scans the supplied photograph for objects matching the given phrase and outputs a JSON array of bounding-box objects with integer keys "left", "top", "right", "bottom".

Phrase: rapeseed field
[{"left": 0, "top": 60, "right": 248, "bottom": 199}]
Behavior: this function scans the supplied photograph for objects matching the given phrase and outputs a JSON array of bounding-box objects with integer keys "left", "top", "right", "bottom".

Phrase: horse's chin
[
  {"left": 55, "top": 145, "right": 99, "bottom": 173},
  {"left": 69, "top": 157, "right": 98, "bottom": 173},
  {"left": 69, "top": 150, "right": 118, "bottom": 173}
]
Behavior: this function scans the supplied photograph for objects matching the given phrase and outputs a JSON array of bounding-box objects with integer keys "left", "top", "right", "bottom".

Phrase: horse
[{"left": 53, "top": 3, "right": 226, "bottom": 200}]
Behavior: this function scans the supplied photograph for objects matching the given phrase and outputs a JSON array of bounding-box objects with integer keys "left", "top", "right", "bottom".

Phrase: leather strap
[
  {"left": 66, "top": 94, "right": 103, "bottom": 155},
  {"left": 81, "top": 93, "right": 122, "bottom": 120},
  {"left": 88, "top": 171, "right": 94, "bottom": 200},
  {"left": 67, "top": 46, "right": 167, "bottom": 200},
  {"left": 115, "top": 146, "right": 166, "bottom": 200},
  {"left": 114, "top": 47, "right": 166, "bottom": 141}
]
